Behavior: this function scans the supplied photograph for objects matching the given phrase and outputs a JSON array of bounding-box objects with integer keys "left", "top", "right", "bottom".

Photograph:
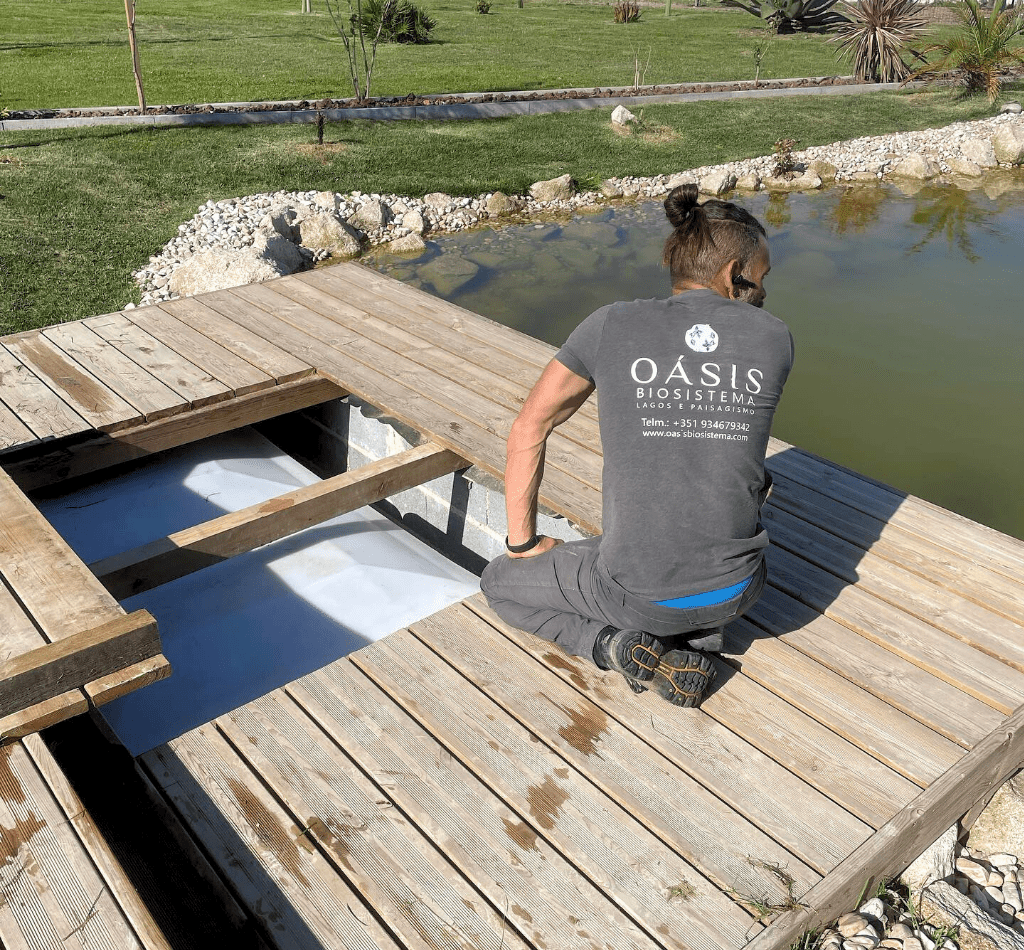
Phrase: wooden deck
[{"left": 2, "top": 262, "right": 1024, "bottom": 950}]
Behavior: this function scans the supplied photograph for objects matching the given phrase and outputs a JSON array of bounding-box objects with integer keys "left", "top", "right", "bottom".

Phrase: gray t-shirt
[{"left": 555, "top": 289, "right": 794, "bottom": 599}]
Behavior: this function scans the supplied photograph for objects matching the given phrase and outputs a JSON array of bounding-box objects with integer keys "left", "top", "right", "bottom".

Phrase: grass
[
  {"left": 0, "top": 87, "right": 1007, "bottom": 334},
  {"left": 5, "top": 0, "right": 877, "bottom": 110}
]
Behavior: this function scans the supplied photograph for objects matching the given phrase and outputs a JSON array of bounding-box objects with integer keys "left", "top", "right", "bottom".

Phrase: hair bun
[{"left": 664, "top": 184, "right": 700, "bottom": 230}]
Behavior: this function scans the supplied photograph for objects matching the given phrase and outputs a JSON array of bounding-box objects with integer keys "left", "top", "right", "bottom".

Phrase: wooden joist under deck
[{"left": 2, "top": 260, "right": 1024, "bottom": 950}]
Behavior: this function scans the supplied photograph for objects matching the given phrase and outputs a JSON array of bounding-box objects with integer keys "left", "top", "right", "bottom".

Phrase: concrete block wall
[{"left": 257, "top": 395, "right": 587, "bottom": 576}]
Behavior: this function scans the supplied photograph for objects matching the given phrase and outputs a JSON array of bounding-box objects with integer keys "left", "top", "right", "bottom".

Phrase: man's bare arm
[{"left": 504, "top": 359, "right": 595, "bottom": 558}]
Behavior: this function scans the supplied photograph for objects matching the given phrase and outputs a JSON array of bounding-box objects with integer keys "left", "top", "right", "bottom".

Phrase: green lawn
[
  {"left": 7, "top": 0, "right": 856, "bottom": 109},
  {"left": 0, "top": 88, "right": 1006, "bottom": 334}
]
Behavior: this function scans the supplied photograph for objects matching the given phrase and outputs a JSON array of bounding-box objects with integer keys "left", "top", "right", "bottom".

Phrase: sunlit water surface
[{"left": 371, "top": 176, "right": 1024, "bottom": 540}]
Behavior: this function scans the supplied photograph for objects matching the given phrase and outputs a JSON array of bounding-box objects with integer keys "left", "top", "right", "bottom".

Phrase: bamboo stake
[{"left": 124, "top": 0, "right": 147, "bottom": 113}]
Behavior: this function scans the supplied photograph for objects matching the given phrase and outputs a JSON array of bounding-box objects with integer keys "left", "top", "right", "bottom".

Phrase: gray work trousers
[{"left": 480, "top": 536, "right": 766, "bottom": 664}]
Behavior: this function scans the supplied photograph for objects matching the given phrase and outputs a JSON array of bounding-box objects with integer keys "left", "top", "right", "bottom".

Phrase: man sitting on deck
[{"left": 480, "top": 184, "right": 794, "bottom": 708}]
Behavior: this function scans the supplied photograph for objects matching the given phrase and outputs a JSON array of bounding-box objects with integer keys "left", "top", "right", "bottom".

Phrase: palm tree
[
  {"left": 832, "top": 0, "right": 926, "bottom": 83},
  {"left": 909, "top": 0, "right": 1024, "bottom": 102}
]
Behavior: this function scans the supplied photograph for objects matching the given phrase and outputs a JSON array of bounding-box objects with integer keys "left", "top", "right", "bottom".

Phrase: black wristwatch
[{"left": 506, "top": 534, "right": 541, "bottom": 554}]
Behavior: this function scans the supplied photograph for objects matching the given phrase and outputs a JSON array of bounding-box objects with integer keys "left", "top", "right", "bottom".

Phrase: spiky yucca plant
[
  {"left": 832, "top": 0, "right": 926, "bottom": 82},
  {"left": 910, "top": 0, "right": 1024, "bottom": 102},
  {"left": 722, "top": 0, "right": 848, "bottom": 34}
]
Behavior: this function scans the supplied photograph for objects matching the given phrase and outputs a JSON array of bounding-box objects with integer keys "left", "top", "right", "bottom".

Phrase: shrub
[
  {"left": 909, "top": 0, "right": 1024, "bottom": 102},
  {"left": 351, "top": 0, "right": 437, "bottom": 43},
  {"left": 832, "top": 0, "right": 926, "bottom": 83},
  {"left": 476, "top": 0, "right": 490, "bottom": 11},
  {"left": 772, "top": 137, "right": 799, "bottom": 176},
  {"left": 722, "top": 0, "right": 848, "bottom": 33},
  {"left": 614, "top": 2, "right": 643, "bottom": 23}
]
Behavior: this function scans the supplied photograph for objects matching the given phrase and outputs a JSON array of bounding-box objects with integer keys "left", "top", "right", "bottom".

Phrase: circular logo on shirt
[{"left": 685, "top": 324, "right": 719, "bottom": 353}]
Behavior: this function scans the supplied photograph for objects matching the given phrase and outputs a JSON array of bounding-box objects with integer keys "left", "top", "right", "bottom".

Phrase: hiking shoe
[
  {"left": 687, "top": 625, "right": 725, "bottom": 654},
  {"left": 592, "top": 627, "right": 664, "bottom": 684},
  {"left": 648, "top": 649, "right": 717, "bottom": 708}
]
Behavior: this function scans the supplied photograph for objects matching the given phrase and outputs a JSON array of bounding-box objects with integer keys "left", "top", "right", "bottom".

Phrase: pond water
[{"left": 371, "top": 175, "right": 1024, "bottom": 541}]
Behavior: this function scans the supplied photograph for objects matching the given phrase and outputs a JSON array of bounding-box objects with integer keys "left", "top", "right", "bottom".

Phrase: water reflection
[{"left": 371, "top": 176, "right": 1024, "bottom": 539}]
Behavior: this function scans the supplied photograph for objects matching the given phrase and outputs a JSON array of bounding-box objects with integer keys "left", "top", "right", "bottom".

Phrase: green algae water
[{"left": 371, "top": 176, "right": 1024, "bottom": 541}]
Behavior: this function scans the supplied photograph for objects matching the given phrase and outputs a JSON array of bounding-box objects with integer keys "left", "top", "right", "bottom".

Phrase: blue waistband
[{"left": 653, "top": 574, "right": 753, "bottom": 609}]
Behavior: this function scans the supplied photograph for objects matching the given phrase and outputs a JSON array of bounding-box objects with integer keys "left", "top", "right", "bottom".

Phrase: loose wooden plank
[
  {"left": 764, "top": 505, "right": 1024, "bottom": 673},
  {"left": 749, "top": 701, "right": 1024, "bottom": 950},
  {"left": 91, "top": 443, "right": 467, "bottom": 600},
  {"left": 273, "top": 274, "right": 602, "bottom": 453},
  {"left": 22, "top": 733, "right": 173, "bottom": 950},
  {"left": 0, "top": 610, "right": 161, "bottom": 718},
  {"left": 465, "top": 596, "right": 917, "bottom": 831},
  {"left": 0, "top": 346, "right": 89, "bottom": 441},
  {"left": 220, "top": 697, "right": 535, "bottom": 950},
  {"left": 351, "top": 638, "right": 764, "bottom": 950},
  {"left": 42, "top": 321, "right": 187, "bottom": 422},
  {"left": 87, "top": 654, "right": 171, "bottom": 706},
  {"left": 158, "top": 297, "right": 313, "bottom": 384},
  {"left": 4, "top": 334, "right": 141, "bottom": 432},
  {"left": 767, "top": 545, "right": 1024, "bottom": 714},
  {"left": 144, "top": 729, "right": 406, "bottom": 950},
  {"left": 288, "top": 663, "right": 663, "bottom": 950},
  {"left": 4, "top": 376, "right": 346, "bottom": 493},
  {"left": 79, "top": 313, "right": 231, "bottom": 409},
  {"left": 723, "top": 617, "right": 964, "bottom": 787},
  {"left": 198, "top": 286, "right": 603, "bottom": 530},
  {"left": 748, "top": 583, "right": 1004, "bottom": 748},
  {"left": 117, "top": 308, "right": 274, "bottom": 397},
  {"left": 0, "top": 691, "right": 88, "bottom": 744},
  {"left": 0, "top": 399, "right": 36, "bottom": 452},
  {"left": 0, "top": 741, "right": 143, "bottom": 949},
  {"left": 416, "top": 602, "right": 865, "bottom": 873}
]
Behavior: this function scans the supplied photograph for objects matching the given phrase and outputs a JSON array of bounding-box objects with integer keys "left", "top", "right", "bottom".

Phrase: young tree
[
  {"left": 123, "top": 0, "right": 146, "bottom": 112},
  {"left": 323, "top": 0, "right": 391, "bottom": 101}
]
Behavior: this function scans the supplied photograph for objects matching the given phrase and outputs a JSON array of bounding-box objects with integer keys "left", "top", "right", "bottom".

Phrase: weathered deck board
[{"left": 0, "top": 346, "right": 88, "bottom": 444}]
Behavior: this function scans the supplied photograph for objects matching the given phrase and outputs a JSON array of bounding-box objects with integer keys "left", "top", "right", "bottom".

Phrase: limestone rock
[
  {"left": 961, "top": 136, "right": 998, "bottom": 168},
  {"left": 258, "top": 208, "right": 299, "bottom": 241},
  {"left": 967, "top": 780, "right": 1024, "bottom": 860},
  {"left": 947, "top": 156, "right": 984, "bottom": 177},
  {"left": 923, "top": 879, "right": 1024, "bottom": 950},
  {"left": 1000, "top": 101, "right": 1023, "bottom": 114},
  {"left": 349, "top": 198, "right": 391, "bottom": 231},
  {"left": 251, "top": 231, "right": 305, "bottom": 273},
  {"left": 599, "top": 179, "right": 623, "bottom": 198},
  {"left": 839, "top": 913, "right": 869, "bottom": 938},
  {"left": 419, "top": 255, "right": 479, "bottom": 295},
  {"left": 402, "top": 209, "right": 427, "bottom": 234},
  {"left": 385, "top": 233, "right": 427, "bottom": 255},
  {"left": 423, "top": 192, "right": 454, "bottom": 211},
  {"left": 315, "top": 190, "right": 341, "bottom": 212},
  {"left": 529, "top": 174, "right": 575, "bottom": 202},
  {"left": 485, "top": 191, "right": 518, "bottom": 217},
  {"left": 611, "top": 105, "right": 638, "bottom": 126},
  {"left": 891, "top": 153, "right": 941, "bottom": 179},
  {"left": 666, "top": 172, "right": 697, "bottom": 189},
  {"left": 764, "top": 172, "right": 821, "bottom": 192},
  {"left": 167, "top": 246, "right": 288, "bottom": 298},
  {"left": 993, "top": 123, "right": 1024, "bottom": 164},
  {"left": 903, "top": 825, "right": 958, "bottom": 894},
  {"left": 699, "top": 170, "right": 737, "bottom": 196},
  {"left": 298, "top": 213, "right": 365, "bottom": 259},
  {"left": 735, "top": 172, "right": 761, "bottom": 191},
  {"left": 807, "top": 158, "right": 839, "bottom": 182}
]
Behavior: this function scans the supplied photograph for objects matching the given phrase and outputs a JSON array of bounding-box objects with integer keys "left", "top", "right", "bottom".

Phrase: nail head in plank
[
  {"left": 91, "top": 443, "right": 466, "bottom": 600},
  {"left": 42, "top": 321, "right": 188, "bottom": 422},
  {"left": 0, "top": 609, "right": 161, "bottom": 719},
  {"left": 4, "top": 334, "right": 141, "bottom": 432},
  {"left": 0, "top": 345, "right": 89, "bottom": 440}
]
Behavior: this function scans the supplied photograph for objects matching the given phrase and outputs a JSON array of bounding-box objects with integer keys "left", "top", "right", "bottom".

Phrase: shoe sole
[
  {"left": 607, "top": 629, "right": 663, "bottom": 682},
  {"left": 649, "top": 649, "right": 717, "bottom": 708}
]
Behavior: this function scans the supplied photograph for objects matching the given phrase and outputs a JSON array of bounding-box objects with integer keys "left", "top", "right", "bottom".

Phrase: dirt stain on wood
[
  {"left": 501, "top": 817, "right": 539, "bottom": 852},
  {"left": 556, "top": 702, "right": 607, "bottom": 757},
  {"left": 525, "top": 775, "right": 569, "bottom": 831},
  {"left": 0, "top": 747, "right": 27, "bottom": 805},
  {"left": 302, "top": 815, "right": 356, "bottom": 874},
  {"left": 542, "top": 651, "right": 589, "bottom": 691},
  {"left": 511, "top": 904, "right": 533, "bottom": 923},
  {"left": 226, "top": 777, "right": 310, "bottom": 888}
]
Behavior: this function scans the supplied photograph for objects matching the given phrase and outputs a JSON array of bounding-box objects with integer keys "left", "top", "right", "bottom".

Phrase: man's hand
[{"left": 507, "top": 535, "right": 563, "bottom": 559}]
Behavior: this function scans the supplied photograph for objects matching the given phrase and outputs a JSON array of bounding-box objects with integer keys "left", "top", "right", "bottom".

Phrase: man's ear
[{"left": 713, "top": 258, "right": 744, "bottom": 299}]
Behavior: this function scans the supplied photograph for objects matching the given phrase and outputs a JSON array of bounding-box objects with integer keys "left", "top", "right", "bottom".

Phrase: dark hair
[{"left": 662, "top": 184, "right": 767, "bottom": 288}]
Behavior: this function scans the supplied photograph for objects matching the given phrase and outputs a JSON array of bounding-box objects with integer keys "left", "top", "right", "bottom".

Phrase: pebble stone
[{"left": 129, "top": 112, "right": 1024, "bottom": 308}]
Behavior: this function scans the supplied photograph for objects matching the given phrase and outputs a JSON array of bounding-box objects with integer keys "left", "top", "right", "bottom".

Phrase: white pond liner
[{"left": 37, "top": 427, "right": 480, "bottom": 755}]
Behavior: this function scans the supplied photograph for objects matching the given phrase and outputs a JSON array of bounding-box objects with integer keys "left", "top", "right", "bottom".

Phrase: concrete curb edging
[{"left": 0, "top": 80, "right": 923, "bottom": 133}]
